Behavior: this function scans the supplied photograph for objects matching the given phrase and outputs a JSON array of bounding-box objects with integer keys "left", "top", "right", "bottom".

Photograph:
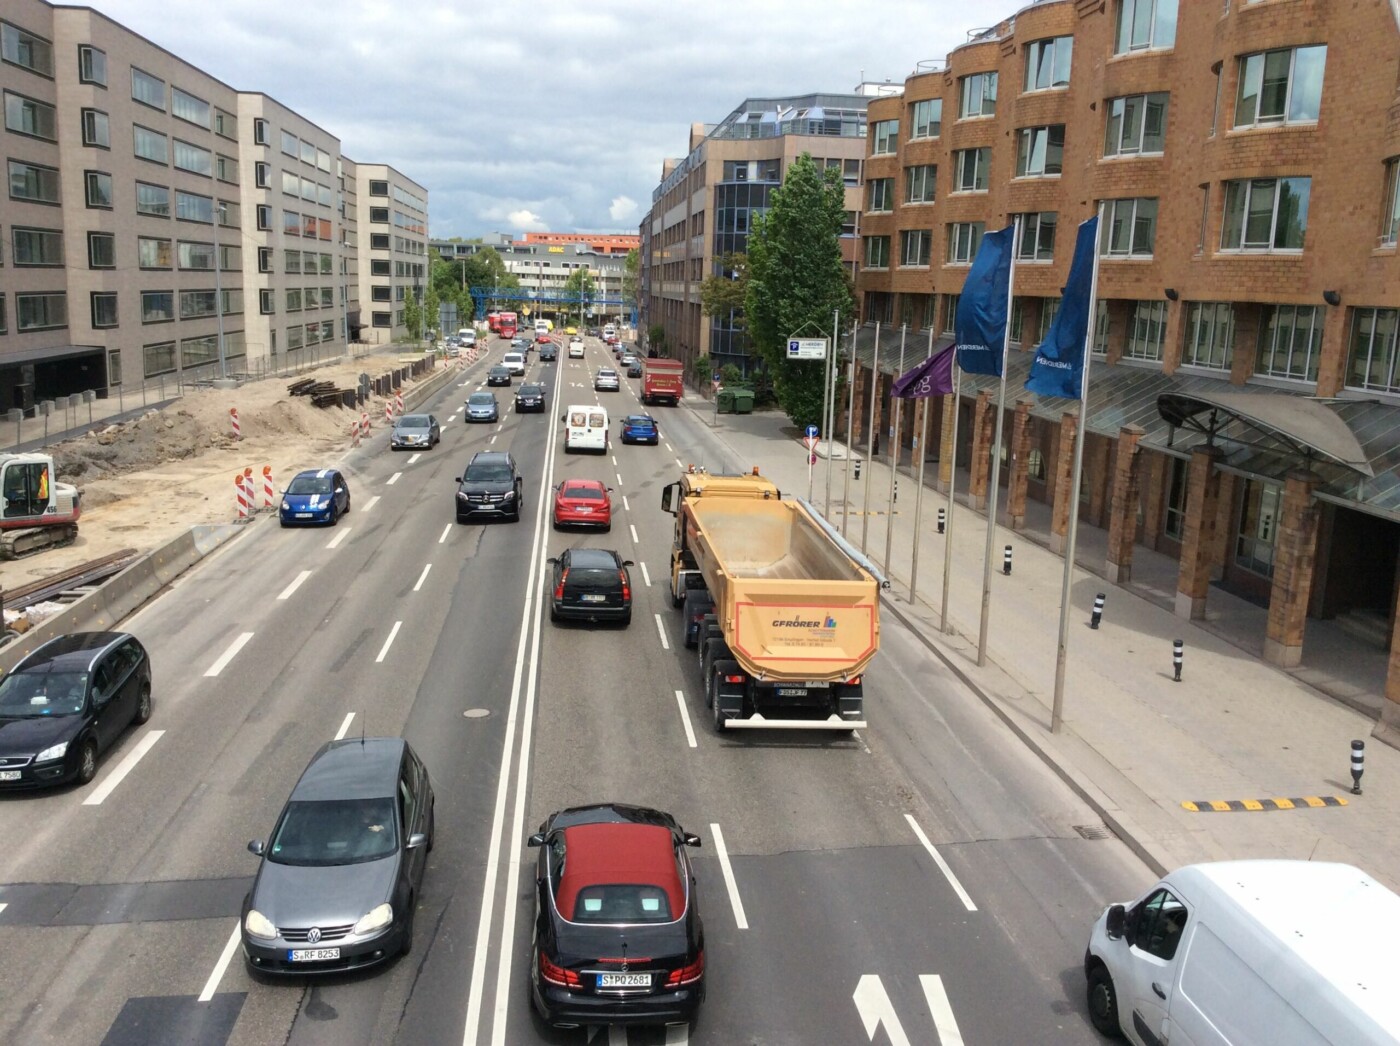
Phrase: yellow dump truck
[{"left": 660, "top": 467, "right": 886, "bottom": 731}]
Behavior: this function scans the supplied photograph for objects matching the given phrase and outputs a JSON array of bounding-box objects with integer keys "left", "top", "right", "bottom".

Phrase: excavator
[{"left": 0, "top": 453, "right": 81, "bottom": 559}]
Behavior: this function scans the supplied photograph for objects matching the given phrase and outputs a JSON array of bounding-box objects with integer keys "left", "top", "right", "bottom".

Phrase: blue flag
[
  {"left": 1026, "top": 215, "right": 1100, "bottom": 399},
  {"left": 954, "top": 226, "right": 1014, "bottom": 376}
]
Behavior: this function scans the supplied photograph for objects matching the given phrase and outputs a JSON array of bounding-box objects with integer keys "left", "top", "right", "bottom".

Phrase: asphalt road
[{"left": 0, "top": 333, "right": 1149, "bottom": 1046}]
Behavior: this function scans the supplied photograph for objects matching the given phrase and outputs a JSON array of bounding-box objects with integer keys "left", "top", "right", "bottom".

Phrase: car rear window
[
  {"left": 589, "top": 413, "right": 605, "bottom": 427},
  {"left": 571, "top": 884, "right": 673, "bottom": 923},
  {"left": 268, "top": 797, "right": 397, "bottom": 866}
]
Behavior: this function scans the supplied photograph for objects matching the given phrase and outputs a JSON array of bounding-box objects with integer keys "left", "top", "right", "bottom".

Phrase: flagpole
[
  {"left": 841, "top": 337, "right": 856, "bottom": 538},
  {"left": 860, "top": 321, "right": 880, "bottom": 554},
  {"left": 823, "top": 308, "right": 839, "bottom": 517},
  {"left": 977, "top": 217, "right": 1020, "bottom": 667},
  {"left": 910, "top": 326, "right": 935, "bottom": 603},
  {"left": 883, "top": 325, "right": 907, "bottom": 574},
  {"left": 1051, "top": 204, "right": 1106, "bottom": 734},
  {"left": 940, "top": 364, "right": 961, "bottom": 633}
]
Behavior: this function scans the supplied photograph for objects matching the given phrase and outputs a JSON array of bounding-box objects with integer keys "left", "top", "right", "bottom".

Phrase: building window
[
  {"left": 144, "top": 341, "right": 176, "bottom": 377},
  {"left": 1115, "top": 0, "right": 1178, "bottom": 55},
  {"left": 1124, "top": 300, "right": 1167, "bottom": 360},
  {"left": 943, "top": 294, "right": 960, "bottom": 334},
  {"left": 175, "top": 190, "right": 213, "bottom": 223},
  {"left": 369, "top": 179, "right": 389, "bottom": 196},
  {"left": 284, "top": 248, "right": 301, "bottom": 274},
  {"left": 286, "top": 288, "right": 302, "bottom": 312},
  {"left": 899, "top": 229, "right": 931, "bottom": 267},
  {"left": 953, "top": 148, "right": 991, "bottom": 192},
  {"left": 4, "top": 90, "right": 57, "bottom": 139},
  {"left": 1, "top": 21, "right": 54, "bottom": 77},
  {"left": 947, "top": 222, "right": 985, "bottom": 264},
  {"left": 1346, "top": 307, "right": 1399, "bottom": 394},
  {"left": 1235, "top": 480, "right": 1281, "bottom": 579},
  {"left": 17, "top": 292, "right": 65, "bottom": 330},
  {"left": 1163, "top": 457, "right": 1188, "bottom": 539},
  {"left": 179, "top": 289, "right": 217, "bottom": 319},
  {"left": 1102, "top": 197, "right": 1158, "bottom": 257},
  {"left": 1016, "top": 212, "right": 1058, "bottom": 262},
  {"left": 867, "top": 177, "right": 893, "bottom": 212},
  {"left": 137, "top": 236, "right": 172, "bottom": 269},
  {"left": 369, "top": 232, "right": 390, "bottom": 250},
  {"left": 871, "top": 119, "right": 898, "bottom": 155},
  {"left": 257, "top": 246, "right": 272, "bottom": 272},
  {"left": 141, "top": 290, "right": 173, "bottom": 323},
  {"left": 1015, "top": 125, "right": 1065, "bottom": 178},
  {"left": 1382, "top": 158, "right": 1400, "bottom": 248},
  {"left": 136, "top": 181, "right": 170, "bottom": 217},
  {"left": 864, "top": 235, "right": 890, "bottom": 269},
  {"left": 905, "top": 164, "right": 936, "bottom": 204},
  {"left": 177, "top": 240, "right": 215, "bottom": 270},
  {"left": 371, "top": 285, "right": 392, "bottom": 302},
  {"left": 107, "top": 348, "right": 121, "bottom": 385},
  {"left": 11, "top": 226, "right": 63, "bottom": 266},
  {"left": 1092, "top": 300, "right": 1110, "bottom": 356},
  {"left": 214, "top": 108, "right": 236, "bottom": 140},
  {"left": 1038, "top": 299, "right": 1061, "bottom": 342},
  {"left": 173, "top": 139, "right": 212, "bottom": 176},
  {"left": 85, "top": 170, "right": 113, "bottom": 208},
  {"left": 1234, "top": 46, "right": 1326, "bottom": 128},
  {"left": 259, "top": 289, "right": 275, "bottom": 314},
  {"left": 959, "top": 72, "right": 997, "bottom": 119},
  {"left": 372, "top": 311, "right": 391, "bottom": 328},
  {"left": 1182, "top": 301, "right": 1235, "bottom": 370},
  {"left": 319, "top": 287, "right": 334, "bottom": 308},
  {"left": 281, "top": 169, "right": 298, "bottom": 196},
  {"left": 1024, "top": 36, "right": 1073, "bottom": 92},
  {"left": 88, "top": 231, "right": 115, "bottom": 268},
  {"left": 1210, "top": 65, "right": 1222, "bottom": 137},
  {"left": 91, "top": 291, "right": 118, "bottom": 328},
  {"left": 130, "top": 67, "right": 165, "bottom": 110},
  {"left": 280, "top": 130, "right": 298, "bottom": 156},
  {"left": 369, "top": 206, "right": 389, "bottom": 224},
  {"left": 910, "top": 98, "right": 941, "bottom": 139},
  {"left": 370, "top": 258, "right": 391, "bottom": 276},
  {"left": 286, "top": 324, "right": 305, "bottom": 349},
  {"left": 253, "top": 162, "right": 270, "bottom": 190},
  {"left": 217, "top": 199, "right": 239, "bottom": 228},
  {"left": 1220, "top": 177, "right": 1309, "bottom": 252},
  {"left": 81, "top": 108, "right": 110, "bottom": 148},
  {"left": 171, "top": 87, "right": 210, "bottom": 128},
  {"left": 299, "top": 140, "right": 315, "bottom": 166},
  {"left": 1104, "top": 93, "right": 1168, "bottom": 156},
  {"left": 219, "top": 244, "right": 239, "bottom": 270},
  {"left": 78, "top": 44, "right": 107, "bottom": 86},
  {"left": 8, "top": 160, "right": 59, "bottom": 203},
  {"left": 133, "top": 125, "right": 168, "bottom": 164},
  {"left": 253, "top": 118, "right": 269, "bottom": 145},
  {"left": 180, "top": 334, "right": 219, "bottom": 370},
  {"left": 1256, "top": 304, "right": 1321, "bottom": 382}
]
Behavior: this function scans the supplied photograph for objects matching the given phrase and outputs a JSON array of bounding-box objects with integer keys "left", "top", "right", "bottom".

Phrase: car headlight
[
  {"left": 244, "top": 908, "right": 278, "bottom": 941},
  {"left": 35, "top": 741, "right": 68, "bottom": 762},
  {"left": 457, "top": 491, "right": 468, "bottom": 500},
  {"left": 354, "top": 903, "right": 393, "bottom": 936},
  {"left": 502, "top": 490, "right": 516, "bottom": 500},
  {"left": 280, "top": 500, "right": 290, "bottom": 511}
]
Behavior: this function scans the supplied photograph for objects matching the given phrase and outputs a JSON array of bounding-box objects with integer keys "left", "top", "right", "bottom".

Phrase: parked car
[
  {"left": 390, "top": 413, "right": 441, "bottom": 450},
  {"left": 455, "top": 451, "right": 523, "bottom": 523},
  {"left": 241, "top": 737, "right": 434, "bottom": 976},
  {"left": 487, "top": 366, "right": 512, "bottom": 387},
  {"left": 547, "top": 548, "right": 632, "bottom": 625},
  {"left": 552, "top": 479, "right": 613, "bottom": 531},
  {"left": 594, "top": 369, "right": 621, "bottom": 392},
  {"left": 528, "top": 803, "right": 704, "bottom": 1029},
  {"left": 539, "top": 343, "right": 558, "bottom": 361},
  {"left": 515, "top": 383, "right": 547, "bottom": 413},
  {"left": 280, "top": 469, "right": 350, "bottom": 526},
  {"left": 620, "top": 414, "right": 659, "bottom": 445},
  {"left": 465, "top": 391, "right": 500, "bottom": 423},
  {"left": 0, "top": 632, "right": 152, "bottom": 789}
]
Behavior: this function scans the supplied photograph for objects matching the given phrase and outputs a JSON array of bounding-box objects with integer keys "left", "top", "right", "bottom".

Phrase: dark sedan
[
  {"left": 487, "top": 366, "right": 512, "bottom": 387},
  {"left": 539, "top": 343, "right": 558, "bottom": 361},
  {"left": 0, "top": 632, "right": 152, "bottom": 789},
  {"left": 515, "top": 383, "right": 547, "bottom": 413},
  {"left": 242, "top": 738, "right": 434, "bottom": 976},
  {"left": 279, "top": 469, "right": 350, "bottom": 526},
  {"left": 548, "top": 548, "right": 632, "bottom": 626},
  {"left": 390, "top": 413, "right": 441, "bottom": 450},
  {"left": 528, "top": 803, "right": 704, "bottom": 1030}
]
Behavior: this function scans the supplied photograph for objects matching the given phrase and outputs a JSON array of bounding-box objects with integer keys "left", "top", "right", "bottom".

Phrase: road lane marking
[
  {"left": 439, "top": 523, "right": 452, "bottom": 544},
  {"left": 640, "top": 562, "right": 651, "bottom": 587},
  {"left": 334, "top": 712, "right": 356, "bottom": 740},
  {"left": 82, "top": 730, "right": 164, "bottom": 806},
  {"left": 622, "top": 495, "right": 630, "bottom": 512},
  {"left": 326, "top": 527, "right": 351, "bottom": 550},
  {"left": 630, "top": 524, "right": 639, "bottom": 544},
  {"left": 0, "top": 903, "right": 6, "bottom": 917},
  {"left": 407, "top": 453, "right": 422, "bottom": 464},
  {"left": 198, "top": 922, "right": 241, "bottom": 1003},
  {"left": 664, "top": 1025, "right": 688, "bottom": 1045},
  {"left": 674, "top": 690, "right": 697, "bottom": 748},
  {"left": 654, "top": 613, "right": 670, "bottom": 650},
  {"left": 204, "top": 633, "right": 253, "bottom": 677},
  {"left": 489, "top": 435, "right": 497, "bottom": 444},
  {"left": 277, "top": 571, "right": 311, "bottom": 600},
  {"left": 920, "top": 974, "right": 966, "bottom": 1045},
  {"left": 674, "top": 456, "right": 683, "bottom": 468},
  {"left": 615, "top": 472, "right": 623, "bottom": 486},
  {"left": 612, "top": 455, "right": 618, "bottom": 465},
  {"left": 386, "top": 472, "right": 403, "bottom": 486},
  {"left": 363, "top": 495, "right": 380, "bottom": 513},
  {"left": 665, "top": 442, "right": 673, "bottom": 451},
  {"left": 904, "top": 814, "right": 977, "bottom": 911},
  {"left": 709, "top": 823, "right": 749, "bottom": 929},
  {"left": 375, "top": 621, "right": 402, "bottom": 663},
  {"left": 853, "top": 975, "right": 911, "bottom": 1045},
  {"left": 413, "top": 564, "right": 432, "bottom": 592}
]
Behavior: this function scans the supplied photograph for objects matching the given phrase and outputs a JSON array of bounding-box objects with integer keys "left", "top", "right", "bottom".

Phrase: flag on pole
[
  {"left": 891, "top": 344, "right": 956, "bottom": 398},
  {"left": 954, "top": 226, "right": 1015, "bottom": 376},
  {"left": 1026, "top": 215, "right": 1100, "bottom": 399}
]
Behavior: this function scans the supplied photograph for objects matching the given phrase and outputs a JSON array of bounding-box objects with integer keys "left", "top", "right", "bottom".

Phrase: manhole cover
[
  {"left": 1073, "top": 823, "right": 1115, "bottom": 840},
  {"left": 463, "top": 708, "right": 490, "bottom": 719}
]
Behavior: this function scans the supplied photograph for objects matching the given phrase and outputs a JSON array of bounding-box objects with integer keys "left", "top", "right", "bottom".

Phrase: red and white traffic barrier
[
  {"left": 230, "top": 407, "right": 241, "bottom": 441},
  {"left": 360, "top": 410, "right": 370, "bottom": 437},
  {"left": 351, "top": 420, "right": 361, "bottom": 447},
  {"left": 261, "top": 465, "right": 275, "bottom": 511},
  {"left": 234, "top": 472, "right": 251, "bottom": 521},
  {"left": 395, "top": 388, "right": 404, "bottom": 414},
  {"left": 384, "top": 402, "right": 393, "bottom": 426}
]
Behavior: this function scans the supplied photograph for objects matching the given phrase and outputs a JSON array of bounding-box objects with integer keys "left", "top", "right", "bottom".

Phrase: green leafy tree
[
  {"left": 563, "top": 266, "right": 596, "bottom": 325},
  {"left": 423, "top": 284, "right": 441, "bottom": 341},
  {"left": 699, "top": 252, "right": 748, "bottom": 330},
  {"left": 745, "top": 153, "right": 854, "bottom": 427},
  {"left": 402, "top": 287, "right": 423, "bottom": 342},
  {"left": 621, "top": 247, "right": 640, "bottom": 315}
]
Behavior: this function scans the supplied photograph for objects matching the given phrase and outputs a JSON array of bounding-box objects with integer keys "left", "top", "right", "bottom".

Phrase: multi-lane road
[{"left": 0, "top": 333, "right": 1149, "bottom": 1045}]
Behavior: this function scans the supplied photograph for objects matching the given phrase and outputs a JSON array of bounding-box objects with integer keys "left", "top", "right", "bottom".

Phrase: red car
[{"left": 552, "top": 479, "right": 613, "bottom": 531}]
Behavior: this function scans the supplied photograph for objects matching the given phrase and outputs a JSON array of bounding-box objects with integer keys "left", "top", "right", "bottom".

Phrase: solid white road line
[
  {"left": 439, "top": 523, "right": 453, "bottom": 544},
  {"left": 198, "top": 922, "right": 242, "bottom": 1002},
  {"left": 709, "top": 823, "right": 749, "bottom": 929},
  {"left": 904, "top": 814, "right": 978, "bottom": 912},
  {"left": 654, "top": 613, "right": 670, "bottom": 651},
  {"left": 277, "top": 571, "right": 311, "bottom": 600},
  {"left": 622, "top": 495, "right": 630, "bottom": 512},
  {"left": 204, "top": 633, "right": 253, "bottom": 677},
  {"left": 0, "top": 902, "right": 6, "bottom": 918},
  {"left": 82, "top": 730, "right": 164, "bottom": 806},
  {"left": 375, "top": 621, "right": 402, "bottom": 663},
  {"left": 386, "top": 472, "right": 403, "bottom": 486},
  {"left": 326, "top": 528, "right": 351, "bottom": 550},
  {"left": 629, "top": 523, "right": 639, "bottom": 544},
  {"left": 334, "top": 712, "right": 356, "bottom": 740},
  {"left": 920, "top": 974, "right": 966, "bottom": 1045},
  {"left": 413, "top": 564, "right": 432, "bottom": 592},
  {"left": 674, "top": 690, "right": 697, "bottom": 749},
  {"left": 640, "top": 562, "right": 651, "bottom": 587},
  {"left": 407, "top": 453, "right": 422, "bottom": 464},
  {"left": 363, "top": 495, "right": 381, "bottom": 513}
]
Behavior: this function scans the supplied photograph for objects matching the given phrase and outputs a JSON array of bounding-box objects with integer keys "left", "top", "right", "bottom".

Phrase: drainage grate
[{"left": 1073, "top": 823, "right": 1115, "bottom": 840}]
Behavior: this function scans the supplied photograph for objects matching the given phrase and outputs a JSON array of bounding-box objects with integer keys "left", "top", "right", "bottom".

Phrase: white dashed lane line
[
  {"left": 413, "top": 564, "right": 432, "bottom": 592},
  {"left": 375, "top": 621, "right": 402, "bottom": 663},
  {"left": 334, "top": 712, "right": 356, "bottom": 740},
  {"left": 654, "top": 613, "right": 670, "bottom": 651},
  {"left": 82, "top": 730, "right": 165, "bottom": 807},
  {"left": 673, "top": 457, "right": 683, "bottom": 469},
  {"left": 204, "top": 632, "right": 254, "bottom": 677},
  {"left": 674, "top": 690, "right": 697, "bottom": 748},
  {"left": 709, "top": 823, "right": 750, "bottom": 929},
  {"left": 905, "top": 814, "right": 978, "bottom": 911},
  {"left": 277, "top": 571, "right": 311, "bottom": 601},
  {"left": 640, "top": 562, "right": 651, "bottom": 587},
  {"left": 630, "top": 524, "right": 639, "bottom": 544},
  {"left": 407, "top": 453, "right": 422, "bottom": 464},
  {"left": 439, "top": 523, "right": 452, "bottom": 544},
  {"left": 363, "top": 495, "right": 381, "bottom": 513},
  {"left": 615, "top": 472, "right": 623, "bottom": 486},
  {"left": 386, "top": 472, "right": 403, "bottom": 486},
  {"left": 198, "top": 922, "right": 241, "bottom": 1003},
  {"left": 326, "top": 528, "right": 351, "bottom": 550}
]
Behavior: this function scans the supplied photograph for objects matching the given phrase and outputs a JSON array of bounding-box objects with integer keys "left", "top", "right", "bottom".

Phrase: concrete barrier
[{"left": 403, "top": 362, "right": 458, "bottom": 413}]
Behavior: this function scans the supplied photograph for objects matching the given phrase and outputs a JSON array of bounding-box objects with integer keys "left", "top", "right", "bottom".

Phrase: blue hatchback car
[
  {"left": 619, "top": 414, "right": 659, "bottom": 445},
  {"left": 280, "top": 469, "right": 350, "bottom": 526}
]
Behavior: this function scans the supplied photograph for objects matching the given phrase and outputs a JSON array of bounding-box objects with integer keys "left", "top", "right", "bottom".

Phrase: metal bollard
[
  {"left": 1351, "top": 740, "right": 1365, "bottom": 795},
  {"left": 1002, "top": 545, "right": 1012, "bottom": 575},
  {"left": 937, "top": 507, "right": 946, "bottom": 534},
  {"left": 1091, "top": 593, "right": 1105, "bottom": 629},
  {"left": 1173, "top": 639, "right": 1184, "bottom": 681},
  {"left": 892, "top": 480, "right": 898, "bottom": 504},
  {"left": 854, "top": 460, "right": 862, "bottom": 481}
]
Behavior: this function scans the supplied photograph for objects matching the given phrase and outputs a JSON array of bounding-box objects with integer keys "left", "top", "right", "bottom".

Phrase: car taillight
[
  {"left": 539, "top": 951, "right": 581, "bottom": 989},
  {"left": 845, "top": 675, "right": 862, "bottom": 686},
  {"left": 619, "top": 570, "right": 630, "bottom": 602},
  {"left": 554, "top": 568, "right": 568, "bottom": 601},
  {"left": 723, "top": 674, "right": 746, "bottom": 684},
  {"left": 666, "top": 951, "right": 704, "bottom": 987}
]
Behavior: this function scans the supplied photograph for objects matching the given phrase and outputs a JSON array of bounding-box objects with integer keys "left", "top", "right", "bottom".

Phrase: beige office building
[{"left": 353, "top": 163, "right": 428, "bottom": 343}]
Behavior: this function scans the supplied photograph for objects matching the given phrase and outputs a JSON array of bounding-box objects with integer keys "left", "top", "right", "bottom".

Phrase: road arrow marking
[
  {"left": 920, "top": 974, "right": 965, "bottom": 1045},
  {"left": 853, "top": 974, "right": 910, "bottom": 1046}
]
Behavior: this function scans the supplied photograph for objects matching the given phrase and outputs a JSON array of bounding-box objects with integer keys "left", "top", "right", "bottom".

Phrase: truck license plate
[
  {"left": 777, "top": 687, "right": 808, "bottom": 697},
  {"left": 288, "top": 947, "right": 340, "bottom": 962},
  {"left": 598, "top": 972, "right": 650, "bottom": 988}
]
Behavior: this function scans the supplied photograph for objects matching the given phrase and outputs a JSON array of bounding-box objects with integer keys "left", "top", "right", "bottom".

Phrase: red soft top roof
[{"left": 556, "top": 823, "right": 683, "bottom": 920}]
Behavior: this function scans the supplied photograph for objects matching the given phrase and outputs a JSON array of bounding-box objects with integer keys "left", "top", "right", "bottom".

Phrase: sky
[{"left": 94, "top": 0, "right": 976, "bottom": 238}]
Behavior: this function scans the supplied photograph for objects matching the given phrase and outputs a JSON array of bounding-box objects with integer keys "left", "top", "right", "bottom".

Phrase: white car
[
  {"left": 503, "top": 352, "right": 526, "bottom": 376},
  {"left": 568, "top": 341, "right": 585, "bottom": 359}
]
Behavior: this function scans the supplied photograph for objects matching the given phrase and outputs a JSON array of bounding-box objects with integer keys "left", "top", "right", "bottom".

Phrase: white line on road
[
  {"left": 674, "top": 456, "right": 683, "bottom": 469},
  {"left": 622, "top": 495, "right": 630, "bottom": 512},
  {"left": 709, "top": 823, "right": 749, "bottom": 929},
  {"left": 407, "top": 453, "right": 422, "bottom": 464},
  {"left": 674, "top": 690, "right": 697, "bottom": 748},
  {"left": 615, "top": 472, "right": 623, "bottom": 486},
  {"left": 640, "top": 562, "right": 651, "bottom": 587},
  {"left": 920, "top": 974, "right": 966, "bottom": 1045},
  {"left": 204, "top": 633, "right": 253, "bottom": 677},
  {"left": 375, "top": 621, "right": 402, "bottom": 663},
  {"left": 629, "top": 523, "right": 639, "bottom": 544},
  {"left": 413, "top": 564, "right": 432, "bottom": 592},
  {"left": 363, "top": 495, "right": 381, "bottom": 513},
  {"left": 386, "top": 471, "right": 403, "bottom": 486},
  {"left": 665, "top": 442, "right": 673, "bottom": 452},
  {"left": 334, "top": 712, "right": 356, "bottom": 740},
  {"left": 326, "top": 527, "right": 351, "bottom": 550},
  {"left": 611, "top": 455, "right": 617, "bottom": 465},
  {"left": 82, "top": 729, "right": 164, "bottom": 806},
  {"left": 439, "top": 523, "right": 452, "bottom": 544},
  {"left": 654, "top": 612, "right": 670, "bottom": 651},
  {"left": 664, "top": 1024, "right": 689, "bottom": 1045},
  {"left": 904, "top": 814, "right": 978, "bottom": 911},
  {"left": 489, "top": 435, "right": 497, "bottom": 444},
  {"left": 198, "top": 922, "right": 241, "bottom": 1002},
  {"left": 277, "top": 571, "right": 311, "bottom": 600}
]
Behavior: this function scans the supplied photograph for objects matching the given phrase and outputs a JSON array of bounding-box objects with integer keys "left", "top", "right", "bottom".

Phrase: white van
[
  {"left": 535, "top": 319, "right": 549, "bottom": 335},
  {"left": 1086, "top": 860, "right": 1400, "bottom": 1045},
  {"left": 562, "top": 404, "right": 609, "bottom": 454},
  {"left": 502, "top": 352, "right": 526, "bottom": 376}
]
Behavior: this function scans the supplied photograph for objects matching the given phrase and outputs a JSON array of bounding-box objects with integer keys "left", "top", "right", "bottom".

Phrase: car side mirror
[
  {"left": 247, "top": 839, "right": 266, "bottom": 856},
  {"left": 623, "top": 559, "right": 634, "bottom": 567},
  {"left": 1105, "top": 903, "right": 1127, "bottom": 940},
  {"left": 546, "top": 556, "right": 559, "bottom": 565},
  {"left": 527, "top": 832, "right": 545, "bottom": 848},
  {"left": 406, "top": 832, "right": 427, "bottom": 850},
  {"left": 683, "top": 833, "right": 702, "bottom": 848},
  {"left": 454, "top": 476, "right": 462, "bottom": 483}
]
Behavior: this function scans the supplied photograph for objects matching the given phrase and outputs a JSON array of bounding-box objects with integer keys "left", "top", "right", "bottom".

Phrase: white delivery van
[
  {"left": 1085, "top": 860, "right": 1400, "bottom": 1045},
  {"left": 459, "top": 329, "right": 476, "bottom": 347},
  {"left": 562, "top": 404, "right": 609, "bottom": 454},
  {"left": 535, "top": 319, "right": 549, "bottom": 335},
  {"left": 502, "top": 352, "right": 526, "bottom": 376}
]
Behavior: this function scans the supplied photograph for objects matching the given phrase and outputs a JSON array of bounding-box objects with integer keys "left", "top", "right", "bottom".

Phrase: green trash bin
[
  {"left": 716, "top": 388, "right": 736, "bottom": 414},
  {"left": 731, "top": 388, "right": 755, "bottom": 414}
]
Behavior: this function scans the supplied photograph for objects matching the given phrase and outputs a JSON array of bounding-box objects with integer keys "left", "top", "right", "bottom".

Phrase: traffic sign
[
  {"left": 787, "top": 338, "right": 828, "bottom": 360},
  {"left": 805, "top": 424, "right": 820, "bottom": 438}
]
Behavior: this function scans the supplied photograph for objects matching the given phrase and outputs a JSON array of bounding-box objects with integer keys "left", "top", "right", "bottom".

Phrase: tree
[
  {"left": 699, "top": 251, "right": 748, "bottom": 328},
  {"left": 745, "top": 153, "right": 854, "bottom": 428},
  {"left": 621, "top": 247, "right": 640, "bottom": 316},
  {"left": 423, "top": 284, "right": 441, "bottom": 341},
  {"left": 402, "top": 288, "right": 423, "bottom": 342},
  {"left": 563, "top": 266, "right": 596, "bottom": 325}
]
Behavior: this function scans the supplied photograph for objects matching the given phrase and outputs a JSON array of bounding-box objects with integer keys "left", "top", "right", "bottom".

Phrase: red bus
[{"left": 498, "top": 311, "right": 518, "bottom": 339}]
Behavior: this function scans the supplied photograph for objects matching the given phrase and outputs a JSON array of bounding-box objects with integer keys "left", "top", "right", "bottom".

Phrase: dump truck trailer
[{"left": 661, "top": 468, "right": 884, "bottom": 731}]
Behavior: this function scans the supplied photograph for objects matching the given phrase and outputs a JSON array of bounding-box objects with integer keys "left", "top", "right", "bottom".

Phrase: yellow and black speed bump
[{"left": 1180, "top": 796, "right": 1348, "bottom": 812}]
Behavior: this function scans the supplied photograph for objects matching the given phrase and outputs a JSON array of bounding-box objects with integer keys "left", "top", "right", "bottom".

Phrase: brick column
[
  {"left": 1263, "top": 470, "right": 1322, "bottom": 667},
  {"left": 1006, "top": 397, "right": 1034, "bottom": 529},
  {"left": 969, "top": 390, "right": 994, "bottom": 510},
  {"left": 850, "top": 364, "right": 867, "bottom": 445},
  {"left": 1140, "top": 451, "right": 1166, "bottom": 550},
  {"left": 1376, "top": 578, "right": 1400, "bottom": 750},
  {"left": 1175, "top": 445, "right": 1225, "bottom": 619},
  {"left": 1105, "top": 425, "right": 1146, "bottom": 583},
  {"left": 1049, "top": 409, "right": 1079, "bottom": 554},
  {"left": 936, "top": 391, "right": 958, "bottom": 492}
]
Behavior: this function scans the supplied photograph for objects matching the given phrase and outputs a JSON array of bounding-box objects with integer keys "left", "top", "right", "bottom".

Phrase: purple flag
[{"left": 892, "top": 344, "right": 956, "bottom": 399}]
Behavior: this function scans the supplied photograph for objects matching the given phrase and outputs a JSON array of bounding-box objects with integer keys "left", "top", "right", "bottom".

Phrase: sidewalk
[{"left": 686, "top": 403, "right": 1400, "bottom": 890}]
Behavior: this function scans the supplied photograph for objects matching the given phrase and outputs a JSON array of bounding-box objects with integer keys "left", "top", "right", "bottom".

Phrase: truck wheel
[
  {"left": 1086, "top": 964, "right": 1121, "bottom": 1037},
  {"left": 709, "top": 673, "right": 725, "bottom": 731}
]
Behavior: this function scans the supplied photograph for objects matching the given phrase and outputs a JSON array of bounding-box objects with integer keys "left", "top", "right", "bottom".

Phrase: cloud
[
  {"left": 609, "top": 196, "right": 639, "bottom": 224},
  {"left": 508, "top": 210, "right": 548, "bottom": 233}
]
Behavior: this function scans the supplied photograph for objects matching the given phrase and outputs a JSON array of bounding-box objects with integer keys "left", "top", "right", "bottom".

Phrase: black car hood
[
  {"left": 458, "top": 479, "right": 515, "bottom": 495},
  {"left": 251, "top": 853, "right": 399, "bottom": 929},
  {"left": 0, "top": 714, "right": 82, "bottom": 757}
]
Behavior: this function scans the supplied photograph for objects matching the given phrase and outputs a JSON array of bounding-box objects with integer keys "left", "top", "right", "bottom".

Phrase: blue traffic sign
[{"left": 805, "top": 424, "right": 819, "bottom": 438}]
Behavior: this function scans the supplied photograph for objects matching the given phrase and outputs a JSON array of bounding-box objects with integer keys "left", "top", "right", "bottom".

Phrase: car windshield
[
  {"left": 490, "top": 368, "right": 508, "bottom": 376},
  {"left": 466, "top": 463, "right": 514, "bottom": 483},
  {"left": 0, "top": 669, "right": 88, "bottom": 718},
  {"left": 519, "top": 385, "right": 542, "bottom": 396},
  {"left": 287, "top": 475, "right": 333, "bottom": 495},
  {"left": 267, "top": 797, "right": 398, "bottom": 866},
  {"left": 397, "top": 415, "right": 429, "bottom": 429},
  {"left": 563, "top": 486, "right": 605, "bottom": 500},
  {"left": 571, "top": 884, "right": 673, "bottom": 923},
  {"left": 468, "top": 394, "right": 495, "bottom": 406}
]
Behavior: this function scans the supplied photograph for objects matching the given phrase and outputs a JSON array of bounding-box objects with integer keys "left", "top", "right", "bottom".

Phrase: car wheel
[
  {"left": 1086, "top": 965, "right": 1121, "bottom": 1037},
  {"left": 343, "top": 496, "right": 351, "bottom": 514},
  {"left": 133, "top": 683, "right": 153, "bottom": 725},
  {"left": 76, "top": 739, "right": 98, "bottom": 785},
  {"left": 328, "top": 504, "right": 339, "bottom": 526}
]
